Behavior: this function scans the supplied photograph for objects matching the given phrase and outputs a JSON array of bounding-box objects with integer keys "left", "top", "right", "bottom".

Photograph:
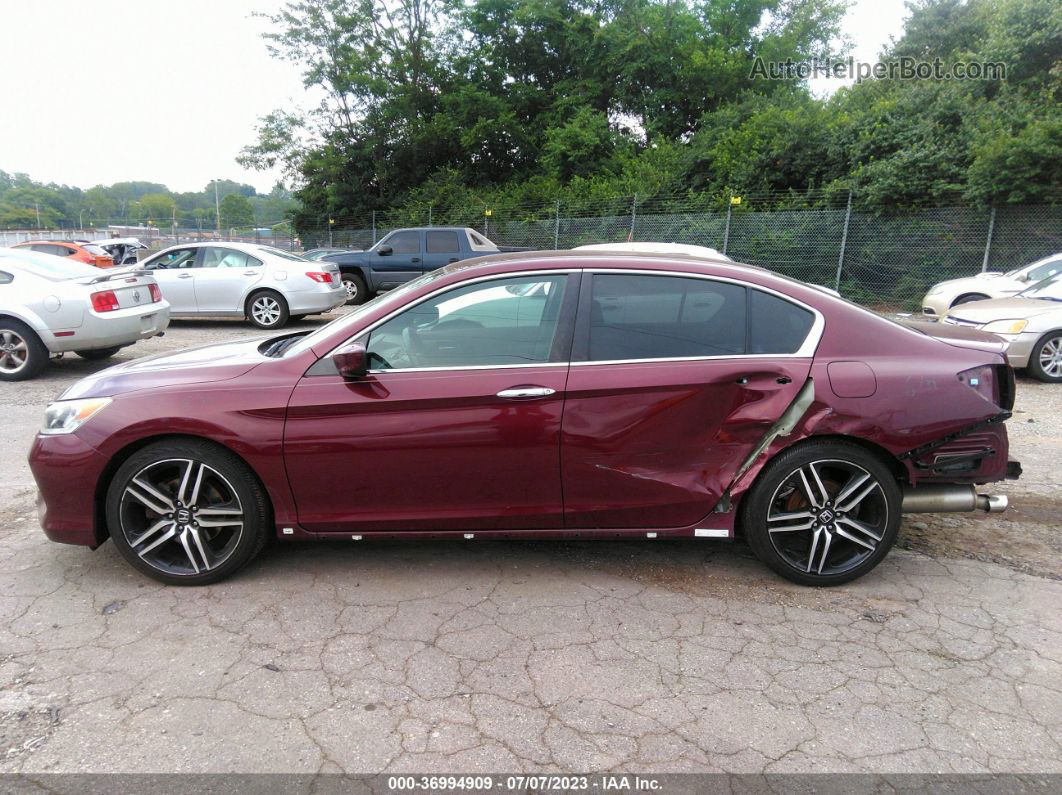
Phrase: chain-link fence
[
  {"left": 295, "top": 197, "right": 1060, "bottom": 309},
  {"left": 5, "top": 197, "right": 1058, "bottom": 308}
]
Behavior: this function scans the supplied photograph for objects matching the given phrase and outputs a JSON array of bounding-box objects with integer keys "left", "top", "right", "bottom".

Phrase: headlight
[
  {"left": 41, "top": 398, "right": 112, "bottom": 435},
  {"left": 982, "top": 319, "right": 1028, "bottom": 335}
]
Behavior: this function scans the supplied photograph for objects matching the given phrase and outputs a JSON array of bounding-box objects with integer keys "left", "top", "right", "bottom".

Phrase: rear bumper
[
  {"left": 28, "top": 432, "right": 109, "bottom": 547},
  {"left": 45, "top": 305, "right": 171, "bottom": 353},
  {"left": 286, "top": 287, "right": 347, "bottom": 314}
]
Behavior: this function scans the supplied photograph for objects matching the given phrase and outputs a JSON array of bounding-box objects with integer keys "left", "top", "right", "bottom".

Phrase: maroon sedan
[{"left": 29, "top": 251, "right": 1019, "bottom": 586}]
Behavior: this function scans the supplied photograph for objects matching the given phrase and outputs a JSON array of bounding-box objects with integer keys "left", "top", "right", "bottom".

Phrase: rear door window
[
  {"left": 585, "top": 274, "right": 746, "bottom": 361},
  {"left": 426, "top": 231, "right": 460, "bottom": 254},
  {"left": 748, "top": 290, "right": 815, "bottom": 354}
]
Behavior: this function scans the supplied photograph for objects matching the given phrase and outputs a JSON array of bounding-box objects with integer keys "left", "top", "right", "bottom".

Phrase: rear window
[{"left": 83, "top": 244, "right": 109, "bottom": 256}]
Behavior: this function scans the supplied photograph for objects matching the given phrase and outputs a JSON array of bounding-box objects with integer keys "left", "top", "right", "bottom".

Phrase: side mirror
[
  {"left": 333, "top": 342, "right": 368, "bottom": 378},
  {"left": 377, "top": 245, "right": 393, "bottom": 256}
]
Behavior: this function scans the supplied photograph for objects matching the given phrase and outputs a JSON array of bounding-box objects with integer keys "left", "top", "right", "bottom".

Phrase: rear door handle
[
  {"left": 243, "top": 270, "right": 258, "bottom": 276},
  {"left": 177, "top": 273, "right": 192, "bottom": 279},
  {"left": 497, "top": 386, "right": 556, "bottom": 399},
  {"left": 411, "top": 257, "right": 421, "bottom": 264}
]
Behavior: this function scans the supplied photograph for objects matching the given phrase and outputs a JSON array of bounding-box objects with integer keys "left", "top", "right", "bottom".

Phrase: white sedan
[
  {"left": 0, "top": 248, "right": 170, "bottom": 381},
  {"left": 921, "top": 251, "right": 1062, "bottom": 318},
  {"left": 140, "top": 243, "right": 347, "bottom": 329}
]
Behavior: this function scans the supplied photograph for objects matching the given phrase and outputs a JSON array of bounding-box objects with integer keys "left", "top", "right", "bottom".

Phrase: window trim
[
  {"left": 569, "top": 269, "right": 824, "bottom": 366},
  {"left": 312, "top": 267, "right": 823, "bottom": 375}
]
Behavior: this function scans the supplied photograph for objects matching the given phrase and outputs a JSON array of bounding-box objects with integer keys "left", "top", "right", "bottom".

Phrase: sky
[{"left": 0, "top": 0, "right": 910, "bottom": 195}]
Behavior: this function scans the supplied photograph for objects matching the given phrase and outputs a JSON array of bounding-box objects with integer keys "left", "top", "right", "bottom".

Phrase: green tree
[{"left": 220, "top": 193, "right": 255, "bottom": 228}]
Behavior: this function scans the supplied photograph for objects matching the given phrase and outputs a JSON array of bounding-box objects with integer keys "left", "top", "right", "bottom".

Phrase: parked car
[
  {"left": 93, "top": 237, "right": 148, "bottom": 266},
  {"left": 921, "top": 252, "right": 1062, "bottom": 318},
  {"left": 324, "top": 227, "right": 524, "bottom": 304},
  {"left": 302, "top": 247, "right": 357, "bottom": 261},
  {"left": 0, "top": 248, "right": 169, "bottom": 381},
  {"left": 30, "top": 249, "right": 1017, "bottom": 586},
  {"left": 139, "top": 242, "right": 346, "bottom": 329},
  {"left": 943, "top": 273, "right": 1062, "bottom": 382},
  {"left": 11, "top": 240, "right": 114, "bottom": 268}
]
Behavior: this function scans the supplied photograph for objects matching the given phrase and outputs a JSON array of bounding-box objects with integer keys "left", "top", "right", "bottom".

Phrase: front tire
[
  {"left": 341, "top": 273, "right": 368, "bottom": 305},
  {"left": 247, "top": 290, "right": 290, "bottom": 329},
  {"left": 106, "top": 439, "right": 271, "bottom": 585},
  {"left": 741, "top": 441, "right": 901, "bottom": 586},
  {"left": 0, "top": 319, "right": 48, "bottom": 381},
  {"left": 75, "top": 347, "right": 122, "bottom": 361},
  {"left": 1028, "top": 331, "right": 1062, "bottom": 383}
]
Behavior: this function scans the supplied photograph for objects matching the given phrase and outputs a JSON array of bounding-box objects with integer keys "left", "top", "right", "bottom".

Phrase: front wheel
[
  {"left": 1028, "top": 332, "right": 1062, "bottom": 383},
  {"left": 75, "top": 347, "right": 122, "bottom": 361},
  {"left": 247, "top": 290, "right": 290, "bottom": 329},
  {"left": 741, "top": 441, "right": 901, "bottom": 586},
  {"left": 105, "top": 439, "right": 271, "bottom": 585}
]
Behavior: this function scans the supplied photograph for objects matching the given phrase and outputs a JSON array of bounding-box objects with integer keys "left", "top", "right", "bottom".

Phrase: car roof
[
  {"left": 575, "top": 242, "right": 732, "bottom": 261},
  {"left": 13, "top": 240, "right": 80, "bottom": 247}
]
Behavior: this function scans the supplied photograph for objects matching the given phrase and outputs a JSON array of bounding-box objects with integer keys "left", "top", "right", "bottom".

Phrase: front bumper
[
  {"left": 28, "top": 432, "right": 110, "bottom": 547},
  {"left": 921, "top": 294, "right": 951, "bottom": 318},
  {"left": 997, "top": 331, "right": 1039, "bottom": 369}
]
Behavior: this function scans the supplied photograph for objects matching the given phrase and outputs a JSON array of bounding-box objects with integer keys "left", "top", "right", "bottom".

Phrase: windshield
[
  {"left": 1018, "top": 273, "right": 1062, "bottom": 301},
  {"left": 284, "top": 269, "right": 451, "bottom": 357},
  {"left": 0, "top": 249, "right": 101, "bottom": 280}
]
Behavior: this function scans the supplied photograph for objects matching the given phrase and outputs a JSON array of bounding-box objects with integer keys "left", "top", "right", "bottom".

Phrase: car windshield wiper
[{"left": 261, "top": 333, "right": 307, "bottom": 357}]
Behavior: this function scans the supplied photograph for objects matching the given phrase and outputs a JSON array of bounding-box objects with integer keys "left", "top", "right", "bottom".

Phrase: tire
[
  {"left": 290, "top": 314, "right": 308, "bottom": 322},
  {"left": 246, "top": 290, "right": 290, "bottom": 329},
  {"left": 105, "top": 439, "right": 271, "bottom": 585},
  {"left": 0, "top": 319, "right": 48, "bottom": 381},
  {"left": 741, "top": 440, "right": 901, "bottom": 586},
  {"left": 1027, "top": 331, "right": 1062, "bottom": 383},
  {"left": 951, "top": 293, "right": 990, "bottom": 307},
  {"left": 75, "top": 347, "right": 122, "bottom": 361},
  {"left": 341, "top": 272, "right": 368, "bottom": 305}
]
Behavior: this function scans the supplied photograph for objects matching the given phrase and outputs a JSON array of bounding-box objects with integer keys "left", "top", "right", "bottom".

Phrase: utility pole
[
  {"left": 79, "top": 209, "right": 85, "bottom": 231},
  {"left": 833, "top": 191, "right": 854, "bottom": 292},
  {"left": 629, "top": 193, "right": 638, "bottom": 242},
  {"left": 172, "top": 207, "right": 178, "bottom": 244},
  {"left": 554, "top": 200, "right": 561, "bottom": 250},
  {"left": 214, "top": 179, "right": 222, "bottom": 236},
  {"left": 372, "top": 210, "right": 377, "bottom": 245},
  {"left": 981, "top": 207, "right": 997, "bottom": 272},
  {"left": 35, "top": 201, "right": 41, "bottom": 229}
]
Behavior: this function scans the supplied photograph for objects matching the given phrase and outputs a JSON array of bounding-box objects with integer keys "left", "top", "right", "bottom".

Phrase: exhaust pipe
[{"left": 901, "top": 484, "right": 1008, "bottom": 514}]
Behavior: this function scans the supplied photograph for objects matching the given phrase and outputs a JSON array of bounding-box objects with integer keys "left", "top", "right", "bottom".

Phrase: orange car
[{"left": 11, "top": 241, "right": 114, "bottom": 268}]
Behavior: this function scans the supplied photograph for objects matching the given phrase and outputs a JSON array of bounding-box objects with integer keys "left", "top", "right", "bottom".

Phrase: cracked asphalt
[{"left": 2, "top": 313, "right": 1061, "bottom": 774}]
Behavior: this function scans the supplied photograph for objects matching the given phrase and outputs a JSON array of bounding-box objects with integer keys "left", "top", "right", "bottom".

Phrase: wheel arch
[
  {"left": 93, "top": 433, "right": 274, "bottom": 546},
  {"left": 0, "top": 311, "right": 50, "bottom": 347},
  {"left": 950, "top": 292, "right": 991, "bottom": 307}
]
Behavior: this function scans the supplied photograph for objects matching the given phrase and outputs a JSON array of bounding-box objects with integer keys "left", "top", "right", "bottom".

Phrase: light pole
[
  {"left": 214, "top": 179, "right": 222, "bottom": 236},
  {"left": 79, "top": 209, "right": 85, "bottom": 231}
]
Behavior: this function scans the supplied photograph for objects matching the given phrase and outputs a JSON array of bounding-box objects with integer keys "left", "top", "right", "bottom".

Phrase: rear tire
[
  {"left": 741, "top": 440, "right": 901, "bottom": 586},
  {"left": 106, "top": 439, "right": 271, "bottom": 586},
  {"left": 246, "top": 290, "right": 290, "bottom": 329},
  {"left": 1028, "top": 331, "right": 1062, "bottom": 383},
  {"left": 75, "top": 347, "right": 122, "bottom": 361},
  {"left": 341, "top": 273, "right": 368, "bottom": 305},
  {"left": 951, "top": 293, "right": 990, "bottom": 306},
  {"left": 0, "top": 319, "right": 48, "bottom": 381}
]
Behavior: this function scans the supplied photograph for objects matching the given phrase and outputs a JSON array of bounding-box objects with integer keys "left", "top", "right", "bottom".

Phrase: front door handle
[
  {"left": 411, "top": 257, "right": 421, "bottom": 264},
  {"left": 497, "top": 386, "right": 556, "bottom": 399},
  {"left": 177, "top": 273, "right": 192, "bottom": 279},
  {"left": 243, "top": 270, "right": 258, "bottom": 276}
]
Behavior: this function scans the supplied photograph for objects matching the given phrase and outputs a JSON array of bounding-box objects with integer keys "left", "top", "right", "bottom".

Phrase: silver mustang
[{"left": 944, "top": 273, "right": 1062, "bottom": 382}]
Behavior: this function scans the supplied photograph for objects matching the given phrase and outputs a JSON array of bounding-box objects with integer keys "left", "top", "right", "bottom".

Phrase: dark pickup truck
[{"left": 324, "top": 226, "right": 526, "bottom": 304}]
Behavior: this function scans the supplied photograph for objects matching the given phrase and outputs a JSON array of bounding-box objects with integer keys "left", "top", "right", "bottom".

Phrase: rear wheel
[
  {"left": 0, "top": 320, "right": 48, "bottom": 381},
  {"left": 951, "top": 293, "right": 989, "bottom": 306},
  {"left": 741, "top": 441, "right": 901, "bottom": 586},
  {"left": 106, "top": 439, "right": 271, "bottom": 585},
  {"left": 75, "top": 347, "right": 122, "bottom": 361},
  {"left": 341, "top": 273, "right": 368, "bottom": 305},
  {"left": 1028, "top": 331, "right": 1062, "bottom": 383},
  {"left": 247, "top": 290, "right": 290, "bottom": 329}
]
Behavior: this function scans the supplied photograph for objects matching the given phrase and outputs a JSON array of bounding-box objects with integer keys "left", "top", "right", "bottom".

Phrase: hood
[
  {"left": 60, "top": 337, "right": 270, "bottom": 400},
  {"left": 902, "top": 319, "right": 1008, "bottom": 355},
  {"left": 945, "top": 296, "right": 1062, "bottom": 324}
]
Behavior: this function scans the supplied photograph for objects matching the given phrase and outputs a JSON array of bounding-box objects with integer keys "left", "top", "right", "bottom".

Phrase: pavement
[{"left": 1, "top": 313, "right": 1060, "bottom": 774}]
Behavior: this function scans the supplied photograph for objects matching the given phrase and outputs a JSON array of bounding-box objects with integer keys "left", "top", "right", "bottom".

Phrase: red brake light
[
  {"left": 149, "top": 283, "right": 162, "bottom": 302},
  {"left": 958, "top": 365, "right": 1000, "bottom": 406},
  {"left": 305, "top": 271, "right": 332, "bottom": 283},
  {"left": 91, "top": 290, "right": 120, "bottom": 312}
]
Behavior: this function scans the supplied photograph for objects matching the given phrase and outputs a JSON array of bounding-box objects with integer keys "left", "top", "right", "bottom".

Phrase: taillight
[
  {"left": 958, "top": 365, "right": 1000, "bottom": 407},
  {"left": 305, "top": 271, "right": 332, "bottom": 283},
  {"left": 91, "top": 290, "right": 120, "bottom": 312},
  {"left": 149, "top": 283, "right": 162, "bottom": 302}
]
